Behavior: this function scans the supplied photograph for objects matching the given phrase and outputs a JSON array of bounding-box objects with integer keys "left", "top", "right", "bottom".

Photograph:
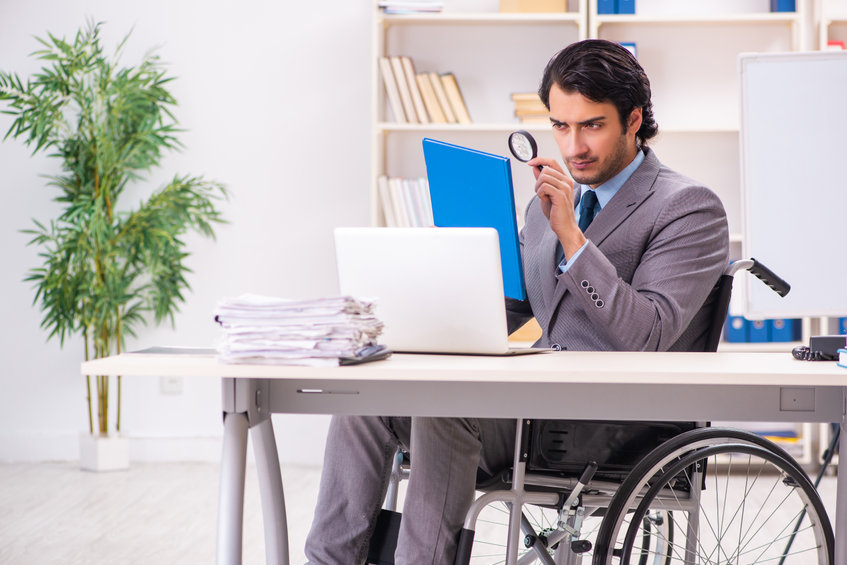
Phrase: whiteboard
[{"left": 740, "top": 51, "right": 847, "bottom": 318}]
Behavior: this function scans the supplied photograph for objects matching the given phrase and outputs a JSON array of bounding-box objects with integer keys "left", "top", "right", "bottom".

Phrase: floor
[
  {"left": 0, "top": 462, "right": 319, "bottom": 565},
  {"left": 0, "top": 461, "right": 840, "bottom": 565}
]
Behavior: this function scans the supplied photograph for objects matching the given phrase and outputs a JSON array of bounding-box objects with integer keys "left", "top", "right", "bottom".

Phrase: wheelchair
[{"left": 367, "top": 259, "right": 835, "bottom": 565}]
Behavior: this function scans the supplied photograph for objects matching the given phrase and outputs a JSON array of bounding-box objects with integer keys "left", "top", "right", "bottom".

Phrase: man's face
[{"left": 548, "top": 84, "right": 641, "bottom": 188}]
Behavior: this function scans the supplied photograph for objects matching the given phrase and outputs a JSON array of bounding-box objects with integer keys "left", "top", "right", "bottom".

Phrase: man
[{"left": 305, "top": 39, "right": 728, "bottom": 565}]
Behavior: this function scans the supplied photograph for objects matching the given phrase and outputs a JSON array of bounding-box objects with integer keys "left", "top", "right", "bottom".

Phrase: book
[
  {"left": 377, "top": 175, "right": 399, "bottom": 227},
  {"left": 416, "top": 73, "right": 446, "bottom": 123},
  {"left": 379, "top": 1, "right": 443, "bottom": 13},
  {"left": 390, "top": 56, "right": 418, "bottom": 124},
  {"left": 388, "top": 177, "right": 413, "bottom": 226},
  {"left": 400, "top": 56, "right": 429, "bottom": 124},
  {"left": 499, "top": 0, "right": 567, "bottom": 12},
  {"left": 379, "top": 57, "right": 406, "bottom": 123},
  {"left": 403, "top": 179, "right": 426, "bottom": 227},
  {"left": 428, "top": 72, "right": 457, "bottom": 123},
  {"left": 838, "top": 348, "right": 847, "bottom": 369},
  {"left": 440, "top": 72, "right": 472, "bottom": 124}
]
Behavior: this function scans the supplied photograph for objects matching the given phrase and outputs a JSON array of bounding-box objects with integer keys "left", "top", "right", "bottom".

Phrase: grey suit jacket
[{"left": 506, "top": 147, "right": 729, "bottom": 352}]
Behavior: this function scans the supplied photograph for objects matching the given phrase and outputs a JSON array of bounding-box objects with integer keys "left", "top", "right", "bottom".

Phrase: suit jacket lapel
[{"left": 582, "top": 147, "right": 660, "bottom": 247}]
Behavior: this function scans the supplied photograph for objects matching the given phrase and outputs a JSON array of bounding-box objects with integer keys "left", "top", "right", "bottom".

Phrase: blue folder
[{"left": 422, "top": 138, "right": 527, "bottom": 300}]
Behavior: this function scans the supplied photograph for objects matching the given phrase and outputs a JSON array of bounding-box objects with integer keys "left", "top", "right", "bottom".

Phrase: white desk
[{"left": 82, "top": 350, "right": 847, "bottom": 565}]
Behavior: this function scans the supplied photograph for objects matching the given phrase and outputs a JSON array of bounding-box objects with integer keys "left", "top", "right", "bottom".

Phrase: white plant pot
[{"left": 79, "top": 433, "right": 130, "bottom": 472}]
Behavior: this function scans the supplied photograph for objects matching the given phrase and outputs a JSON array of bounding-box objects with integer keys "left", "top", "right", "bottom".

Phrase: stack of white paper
[{"left": 214, "top": 294, "right": 383, "bottom": 366}]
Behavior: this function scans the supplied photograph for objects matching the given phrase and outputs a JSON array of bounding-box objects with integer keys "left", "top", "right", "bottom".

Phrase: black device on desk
[{"left": 792, "top": 335, "right": 847, "bottom": 361}]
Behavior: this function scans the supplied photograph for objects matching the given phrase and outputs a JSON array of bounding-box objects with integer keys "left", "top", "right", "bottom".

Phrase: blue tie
[
  {"left": 555, "top": 190, "right": 601, "bottom": 270},
  {"left": 578, "top": 190, "right": 600, "bottom": 232}
]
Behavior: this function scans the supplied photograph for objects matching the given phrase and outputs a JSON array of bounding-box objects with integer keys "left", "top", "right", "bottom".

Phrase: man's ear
[{"left": 628, "top": 107, "right": 643, "bottom": 135}]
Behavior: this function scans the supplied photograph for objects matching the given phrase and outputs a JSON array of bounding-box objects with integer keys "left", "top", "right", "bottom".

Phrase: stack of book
[
  {"left": 377, "top": 176, "right": 434, "bottom": 227},
  {"left": 510, "top": 92, "right": 548, "bottom": 124},
  {"left": 378, "top": 1, "right": 443, "bottom": 13},
  {"left": 379, "top": 56, "right": 471, "bottom": 124},
  {"left": 214, "top": 295, "right": 383, "bottom": 366}
]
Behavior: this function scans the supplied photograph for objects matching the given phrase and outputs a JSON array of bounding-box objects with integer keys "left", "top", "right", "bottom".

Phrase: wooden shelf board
[
  {"left": 595, "top": 12, "right": 799, "bottom": 26},
  {"left": 380, "top": 12, "right": 583, "bottom": 25}
]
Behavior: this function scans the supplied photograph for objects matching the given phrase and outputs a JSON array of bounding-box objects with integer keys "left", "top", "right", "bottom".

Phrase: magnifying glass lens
[
  {"left": 508, "top": 130, "right": 538, "bottom": 164},
  {"left": 512, "top": 136, "right": 533, "bottom": 160}
]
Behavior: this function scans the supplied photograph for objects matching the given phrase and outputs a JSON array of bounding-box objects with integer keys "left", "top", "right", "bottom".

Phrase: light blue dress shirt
[{"left": 559, "top": 148, "right": 645, "bottom": 273}]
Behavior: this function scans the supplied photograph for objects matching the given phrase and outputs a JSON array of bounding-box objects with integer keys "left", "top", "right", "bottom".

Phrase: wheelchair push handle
[
  {"left": 728, "top": 258, "right": 791, "bottom": 298},
  {"left": 749, "top": 258, "right": 791, "bottom": 297}
]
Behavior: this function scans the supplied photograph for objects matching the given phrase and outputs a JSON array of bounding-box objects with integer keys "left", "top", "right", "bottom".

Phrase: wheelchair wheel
[{"left": 592, "top": 428, "right": 834, "bottom": 565}]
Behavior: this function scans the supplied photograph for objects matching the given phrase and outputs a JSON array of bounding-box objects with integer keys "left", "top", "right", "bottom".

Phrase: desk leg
[
  {"left": 251, "top": 417, "right": 289, "bottom": 565},
  {"left": 218, "top": 412, "right": 249, "bottom": 565},
  {"left": 505, "top": 418, "right": 529, "bottom": 565}
]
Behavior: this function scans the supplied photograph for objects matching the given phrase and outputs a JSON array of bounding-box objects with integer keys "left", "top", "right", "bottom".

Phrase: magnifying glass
[{"left": 508, "top": 130, "right": 543, "bottom": 171}]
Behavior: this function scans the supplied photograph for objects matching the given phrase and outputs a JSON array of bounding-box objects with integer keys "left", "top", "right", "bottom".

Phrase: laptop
[{"left": 334, "top": 227, "right": 546, "bottom": 355}]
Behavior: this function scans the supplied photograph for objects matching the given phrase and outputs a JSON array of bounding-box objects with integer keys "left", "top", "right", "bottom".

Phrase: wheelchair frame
[{"left": 368, "top": 260, "right": 833, "bottom": 565}]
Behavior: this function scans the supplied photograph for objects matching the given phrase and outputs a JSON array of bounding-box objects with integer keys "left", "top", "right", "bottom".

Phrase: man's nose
[{"left": 566, "top": 132, "right": 589, "bottom": 157}]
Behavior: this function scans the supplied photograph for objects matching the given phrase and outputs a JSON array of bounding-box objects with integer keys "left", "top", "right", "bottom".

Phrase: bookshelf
[
  {"left": 371, "top": 0, "right": 822, "bottom": 464},
  {"left": 371, "top": 0, "right": 589, "bottom": 226}
]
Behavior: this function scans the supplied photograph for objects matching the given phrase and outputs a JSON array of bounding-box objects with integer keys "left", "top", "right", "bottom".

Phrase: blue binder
[
  {"left": 748, "top": 319, "right": 770, "bottom": 343},
  {"left": 597, "top": 0, "right": 616, "bottom": 14},
  {"left": 725, "top": 316, "right": 748, "bottom": 343},
  {"left": 422, "top": 138, "right": 527, "bottom": 300},
  {"left": 769, "top": 318, "right": 801, "bottom": 342},
  {"left": 617, "top": 0, "right": 635, "bottom": 14}
]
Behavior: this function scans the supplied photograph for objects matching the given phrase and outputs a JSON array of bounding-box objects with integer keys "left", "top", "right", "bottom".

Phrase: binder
[
  {"left": 725, "top": 316, "right": 748, "bottom": 343},
  {"left": 597, "top": 0, "right": 616, "bottom": 14},
  {"left": 617, "top": 0, "right": 635, "bottom": 14},
  {"left": 769, "top": 318, "right": 800, "bottom": 342},
  {"left": 422, "top": 138, "right": 526, "bottom": 300},
  {"left": 770, "top": 0, "right": 795, "bottom": 12},
  {"left": 748, "top": 319, "right": 770, "bottom": 343}
]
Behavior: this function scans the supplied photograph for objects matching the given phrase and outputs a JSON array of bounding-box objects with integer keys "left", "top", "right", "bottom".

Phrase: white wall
[{"left": 0, "top": 0, "right": 372, "bottom": 464}]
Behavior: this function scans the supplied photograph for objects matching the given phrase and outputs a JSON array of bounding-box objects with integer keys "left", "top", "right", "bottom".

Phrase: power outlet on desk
[{"left": 159, "top": 376, "right": 184, "bottom": 395}]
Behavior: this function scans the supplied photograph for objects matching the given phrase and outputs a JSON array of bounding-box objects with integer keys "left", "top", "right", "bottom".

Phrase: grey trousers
[{"left": 304, "top": 416, "right": 517, "bottom": 565}]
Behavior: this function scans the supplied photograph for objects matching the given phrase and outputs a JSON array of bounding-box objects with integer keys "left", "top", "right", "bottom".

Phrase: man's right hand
[{"left": 528, "top": 158, "right": 586, "bottom": 261}]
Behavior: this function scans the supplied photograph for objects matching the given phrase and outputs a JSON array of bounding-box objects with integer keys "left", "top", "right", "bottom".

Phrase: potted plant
[{"left": 0, "top": 21, "right": 227, "bottom": 470}]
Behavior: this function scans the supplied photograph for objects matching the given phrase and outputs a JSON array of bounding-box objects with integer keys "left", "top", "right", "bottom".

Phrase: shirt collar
[{"left": 577, "top": 147, "right": 645, "bottom": 209}]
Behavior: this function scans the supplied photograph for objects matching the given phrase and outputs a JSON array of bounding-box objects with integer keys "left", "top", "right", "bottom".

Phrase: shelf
[
  {"left": 378, "top": 122, "right": 740, "bottom": 134},
  {"left": 594, "top": 12, "right": 800, "bottom": 26},
  {"left": 377, "top": 122, "right": 554, "bottom": 132},
  {"left": 379, "top": 12, "right": 584, "bottom": 26}
]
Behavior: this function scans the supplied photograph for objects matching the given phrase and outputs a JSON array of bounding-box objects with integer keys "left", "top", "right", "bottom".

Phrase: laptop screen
[{"left": 334, "top": 227, "right": 511, "bottom": 354}]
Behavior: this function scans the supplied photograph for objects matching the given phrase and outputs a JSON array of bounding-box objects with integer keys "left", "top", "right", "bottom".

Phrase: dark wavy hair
[{"left": 538, "top": 39, "right": 658, "bottom": 145}]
